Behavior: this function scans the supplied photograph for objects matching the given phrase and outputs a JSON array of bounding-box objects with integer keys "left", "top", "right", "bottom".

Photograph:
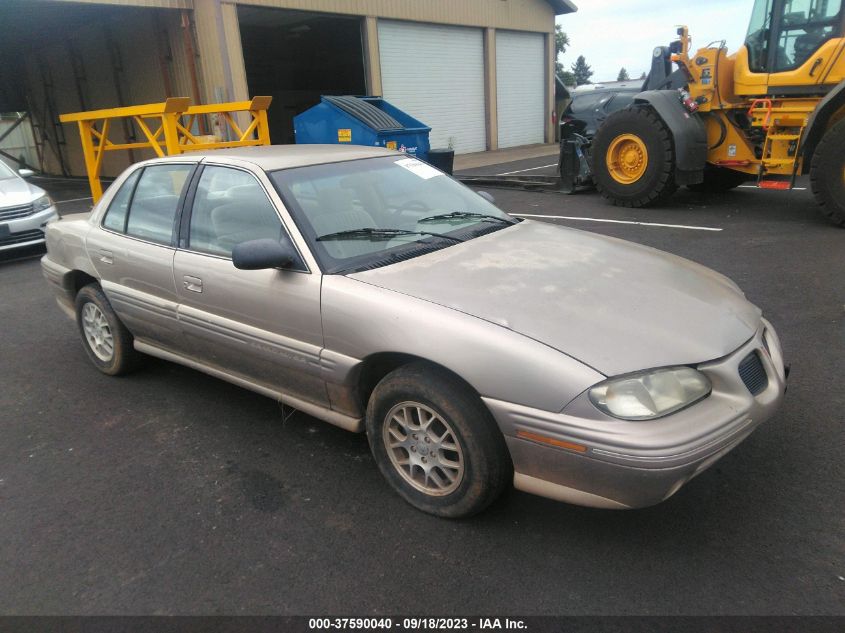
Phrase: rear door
[
  {"left": 172, "top": 163, "right": 327, "bottom": 405},
  {"left": 86, "top": 162, "right": 195, "bottom": 352},
  {"left": 766, "top": 0, "right": 845, "bottom": 88}
]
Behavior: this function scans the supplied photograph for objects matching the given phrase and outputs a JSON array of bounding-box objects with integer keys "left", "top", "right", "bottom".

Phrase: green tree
[
  {"left": 559, "top": 70, "right": 576, "bottom": 86},
  {"left": 571, "top": 55, "right": 593, "bottom": 86},
  {"left": 639, "top": 71, "right": 647, "bottom": 80},
  {"left": 617, "top": 67, "right": 630, "bottom": 81},
  {"left": 554, "top": 24, "right": 570, "bottom": 76}
]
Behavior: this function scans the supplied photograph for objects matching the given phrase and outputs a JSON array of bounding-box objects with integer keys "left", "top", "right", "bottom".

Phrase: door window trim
[{"left": 176, "top": 162, "right": 311, "bottom": 274}]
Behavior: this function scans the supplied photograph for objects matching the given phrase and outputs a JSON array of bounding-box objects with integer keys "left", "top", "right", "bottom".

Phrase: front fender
[
  {"left": 633, "top": 90, "right": 707, "bottom": 185},
  {"left": 320, "top": 276, "right": 605, "bottom": 417}
]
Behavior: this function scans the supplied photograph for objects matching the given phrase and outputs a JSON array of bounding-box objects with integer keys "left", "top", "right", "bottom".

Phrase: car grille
[
  {"left": 0, "top": 228, "right": 44, "bottom": 247},
  {"left": 0, "top": 203, "right": 35, "bottom": 221},
  {"left": 738, "top": 351, "right": 768, "bottom": 396}
]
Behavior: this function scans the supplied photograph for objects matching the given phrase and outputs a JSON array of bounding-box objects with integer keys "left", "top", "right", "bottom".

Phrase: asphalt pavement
[{"left": 1, "top": 166, "right": 843, "bottom": 615}]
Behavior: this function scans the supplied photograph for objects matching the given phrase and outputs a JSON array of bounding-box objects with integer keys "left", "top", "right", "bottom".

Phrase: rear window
[
  {"left": 569, "top": 92, "right": 609, "bottom": 114},
  {"left": 102, "top": 169, "right": 141, "bottom": 233}
]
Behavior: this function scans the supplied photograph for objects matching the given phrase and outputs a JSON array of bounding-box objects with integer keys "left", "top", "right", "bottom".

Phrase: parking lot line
[
  {"left": 497, "top": 163, "right": 558, "bottom": 175},
  {"left": 513, "top": 213, "right": 724, "bottom": 231},
  {"left": 738, "top": 185, "right": 807, "bottom": 190}
]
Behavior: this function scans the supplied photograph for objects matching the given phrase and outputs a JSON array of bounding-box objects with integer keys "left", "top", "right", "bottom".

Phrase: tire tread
[{"left": 592, "top": 107, "right": 678, "bottom": 208}]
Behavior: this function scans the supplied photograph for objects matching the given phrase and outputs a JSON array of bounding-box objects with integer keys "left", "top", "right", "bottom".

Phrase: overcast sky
[{"left": 556, "top": 0, "right": 757, "bottom": 83}]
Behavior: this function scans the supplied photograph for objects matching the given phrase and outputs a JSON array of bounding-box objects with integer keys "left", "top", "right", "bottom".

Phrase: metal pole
[{"left": 181, "top": 10, "right": 207, "bottom": 134}]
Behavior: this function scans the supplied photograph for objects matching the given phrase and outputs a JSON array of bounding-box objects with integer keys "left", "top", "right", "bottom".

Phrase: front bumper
[
  {"left": 484, "top": 321, "right": 787, "bottom": 509},
  {"left": 0, "top": 206, "right": 59, "bottom": 251}
]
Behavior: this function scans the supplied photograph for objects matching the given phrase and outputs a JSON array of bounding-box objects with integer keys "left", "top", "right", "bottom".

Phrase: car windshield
[
  {"left": 0, "top": 161, "right": 17, "bottom": 180},
  {"left": 270, "top": 156, "right": 516, "bottom": 273}
]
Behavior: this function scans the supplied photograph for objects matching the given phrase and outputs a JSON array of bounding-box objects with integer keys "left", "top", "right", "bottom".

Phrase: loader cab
[{"left": 738, "top": 0, "right": 845, "bottom": 93}]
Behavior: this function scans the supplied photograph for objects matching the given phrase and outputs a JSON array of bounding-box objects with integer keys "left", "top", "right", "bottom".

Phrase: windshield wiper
[
  {"left": 417, "top": 211, "right": 512, "bottom": 224},
  {"left": 316, "top": 227, "right": 463, "bottom": 243}
]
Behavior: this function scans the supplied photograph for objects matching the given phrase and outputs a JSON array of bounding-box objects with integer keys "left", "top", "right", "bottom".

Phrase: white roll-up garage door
[
  {"left": 378, "top": 21, "right": 486, "bottom": 154},
  {"left": 496, "top": 31, "right": 545, "bottom": 148}
]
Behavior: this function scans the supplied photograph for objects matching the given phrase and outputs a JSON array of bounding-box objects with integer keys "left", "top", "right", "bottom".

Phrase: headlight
[
  {"left": 33, "top": 194, "right": 53, "bottom": 212},
  {"left": 588, "top": 367, "right": 711, "bottom": 421}
]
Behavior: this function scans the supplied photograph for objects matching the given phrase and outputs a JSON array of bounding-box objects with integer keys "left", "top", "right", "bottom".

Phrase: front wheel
[
  {"left": 592, "top": 107, "right": 678, "bottom": 208},
  {"left": 366, "top": 363, "right": 511, "bottom": 518},
  {"left": 809, "top": 118, "right": 845, "bottom": 227}
]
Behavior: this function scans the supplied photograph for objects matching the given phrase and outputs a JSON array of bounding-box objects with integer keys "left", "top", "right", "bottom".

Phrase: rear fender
[{"left": 800, "top": 78, "right": 845, "bottom": 173}]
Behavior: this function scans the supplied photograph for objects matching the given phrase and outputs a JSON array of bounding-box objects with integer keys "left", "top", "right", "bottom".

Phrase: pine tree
[
  {"left": 617, "top": 67, "right": 630, "bottom": 82},
  {"left": 571, "top": 56, "right": 594, "bottom": 86},
  {"left": 639, "top": 71, "right": 647, "bottom": 80}
]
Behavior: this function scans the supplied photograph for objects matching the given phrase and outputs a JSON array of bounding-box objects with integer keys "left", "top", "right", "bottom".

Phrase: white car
[{"left": 0, "top": 162, "right": 58, "bottom": 252}]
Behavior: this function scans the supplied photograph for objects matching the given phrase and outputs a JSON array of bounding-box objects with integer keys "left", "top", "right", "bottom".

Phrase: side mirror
[
  {"left": 477, "top": 190, "right": 496, "bottom": 204},
  {"left": 18, "top": 169, "right": 35, "bottom": 178},
  {"left": 232, "top": 239, "right": 295, "bottom": 270}
]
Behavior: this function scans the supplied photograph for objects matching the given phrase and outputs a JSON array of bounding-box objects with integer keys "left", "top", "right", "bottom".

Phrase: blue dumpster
[{"left": 293, "top": 95, "right": 431, "bottom": 162}]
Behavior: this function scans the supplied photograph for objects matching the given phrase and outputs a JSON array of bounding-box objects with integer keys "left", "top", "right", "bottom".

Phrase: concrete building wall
[
  {"left": 23, "top": 8, "right": 191, "bottom": 177},
  {"left": 12, "top": 0, "right": 568, "bottom": 176},
  {"left": 222, "top": 0, "right": 556, "bottom": 33},
  {"left": 52, "top": 0, "right": 194, "bottom": 8}
]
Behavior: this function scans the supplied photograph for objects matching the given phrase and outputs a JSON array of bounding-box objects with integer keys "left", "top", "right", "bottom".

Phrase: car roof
[{"left": 154, "top": 144, "right": 399, "bottom": 171}]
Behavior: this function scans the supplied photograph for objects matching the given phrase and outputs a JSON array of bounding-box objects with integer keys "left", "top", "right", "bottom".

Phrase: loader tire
[
  {"left": 809, "top": 118, "right": 845, "bottom": 227},
  {"left": 687, "top": 167, "right": 751, "bottom": 192},
  {"left": 592, "top": 107, "right": 677, "bottom": 208}
]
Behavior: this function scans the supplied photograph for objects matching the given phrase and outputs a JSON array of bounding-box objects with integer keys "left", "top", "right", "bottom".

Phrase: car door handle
[
  {"left": 98, "top": 250, "right": 113, "bottom": 265},
  {"left": 809, "top": 58, "right": 823, "bottom": 77},
  {"left": 183, "top": 275, "right": 203, "bottom": 293}
]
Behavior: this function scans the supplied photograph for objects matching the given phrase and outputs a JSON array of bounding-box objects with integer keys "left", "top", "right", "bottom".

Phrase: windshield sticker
[{"left": 395, "top": 158, "right": 442, "bottom": 180}]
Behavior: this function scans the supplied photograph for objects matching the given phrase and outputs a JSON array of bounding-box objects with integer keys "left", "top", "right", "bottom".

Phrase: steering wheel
[
  {"left": 396, "top": 200, "right": 431, "bottom": 214},
  {"left": 387, "top": 200, "right": 432, "bottom": 228}
]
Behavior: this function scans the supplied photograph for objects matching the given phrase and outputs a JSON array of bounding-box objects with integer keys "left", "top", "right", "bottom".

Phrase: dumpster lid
[{"left": 324, "top": 95, "right": 403, "bottom": 132}]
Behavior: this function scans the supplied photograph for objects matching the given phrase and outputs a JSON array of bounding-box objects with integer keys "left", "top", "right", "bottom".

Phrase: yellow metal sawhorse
[{"left": 59, "top": 96, "right": 272, "bottom": 202}]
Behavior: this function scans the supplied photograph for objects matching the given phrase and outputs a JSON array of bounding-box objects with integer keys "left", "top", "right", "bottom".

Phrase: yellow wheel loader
[{"left": 590, "top": 0, "right": 845, "bottom": 226}]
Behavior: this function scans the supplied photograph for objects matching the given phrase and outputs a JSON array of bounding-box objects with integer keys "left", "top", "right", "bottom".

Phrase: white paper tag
[{"left": 395, "top": 157, "right": 442, "bottom": 180}]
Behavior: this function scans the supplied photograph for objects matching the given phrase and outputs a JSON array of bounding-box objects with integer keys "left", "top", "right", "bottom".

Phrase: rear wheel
[
  {"left": 75, "top": 284, "right": 141, "bottom": 375},
  {"left": 366, "top": 362, "right": 511, "bottom": 518},
  {"left": 592, "top": 107, "right": 677, "bottom": 207},
  {"left": 686, "top": 166, "right": 751, "bottom": 192},
  {"left": 809, "top": 118, "right": 845, "bottom": 227}
]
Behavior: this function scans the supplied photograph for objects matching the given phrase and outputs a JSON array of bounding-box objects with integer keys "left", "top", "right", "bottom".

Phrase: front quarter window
[
  {"left": 745, "top": 0, "right": 774, "bottom": 72},
  {"left": 270, "top": 156, "right": 515, "bottom": 273}
]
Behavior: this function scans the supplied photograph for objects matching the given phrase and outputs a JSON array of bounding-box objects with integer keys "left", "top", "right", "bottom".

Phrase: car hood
[
  {"left": 0, "top": 176, "right": 43, "bottom": 208},
  {"left": 349, "top": 220, "right": 761, "bottom": 376}
]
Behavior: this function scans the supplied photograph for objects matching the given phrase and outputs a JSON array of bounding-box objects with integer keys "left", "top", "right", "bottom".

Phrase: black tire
[
  {"left": 74, "top": 283, "right": 141, "bottom": 376},
  {"left": 592, "top": 107, "right": 678, "bottom": 207},
  {"left": 686, "top": 166, "right": 751, "bottom": 192},
  {"left": 365, "top": 362, "right": 512, "bottom": 518},
  {"left": 809, "top": 118, "right": 845, "bottom": 227}
]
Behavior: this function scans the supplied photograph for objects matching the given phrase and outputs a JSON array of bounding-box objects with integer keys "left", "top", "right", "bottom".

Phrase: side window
[
  {"left": 188, "top": 166, "right": 283, "bottom": 258},
  {"left": 774, "top": 0, "right": 843, "bottom": 72},
  {"left": 570, "top": 93, "right": 604, "bottom": 114},
  {"left": 125, "top": 164, "right": 193, "bottom": 245},
  {"left": 745, "top": 0, "right": 774, "bottom": 72},
  {"left": 102, "top": 169, "right": 141, "bottom": 232}
]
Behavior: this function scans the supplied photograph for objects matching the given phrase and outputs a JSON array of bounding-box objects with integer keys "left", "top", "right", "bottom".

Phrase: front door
[{"left": 172, "top": 164, "right": 326, "bottom": 405}]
